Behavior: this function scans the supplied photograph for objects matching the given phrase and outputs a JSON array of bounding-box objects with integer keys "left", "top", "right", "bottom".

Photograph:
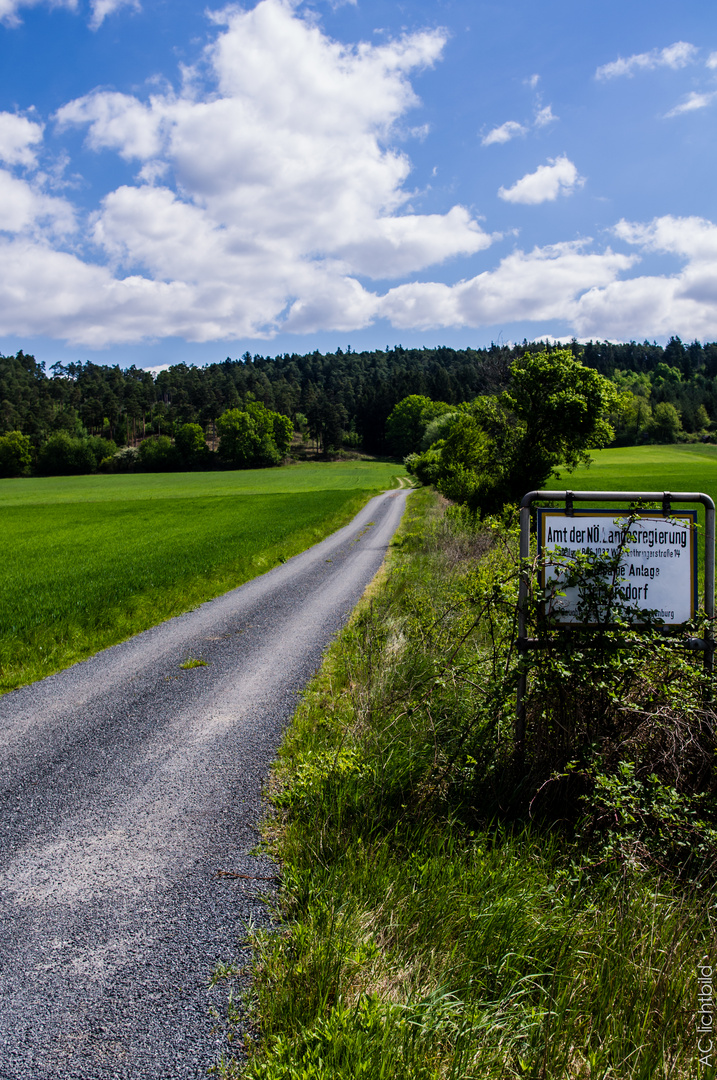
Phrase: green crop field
[
  {"left": 553, "top": 444, "right": 717, "bottom": 531},
  {"left": 0, "top": 462, "right": 404, "bottom": 695},
  {"left": 554, "top": 444, "right": 717, "bottom": 508},
  {"left": 554, "top": 444, "right": 717, "bottom": 587}
]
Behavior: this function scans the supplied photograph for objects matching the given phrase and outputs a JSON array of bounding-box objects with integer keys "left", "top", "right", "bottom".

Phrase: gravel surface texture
[{"left": 0, "top": 488, "right": 410, "bottom": 1079}]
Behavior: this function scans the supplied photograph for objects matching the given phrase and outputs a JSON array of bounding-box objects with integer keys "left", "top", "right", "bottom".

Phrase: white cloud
[
  {"left": 0, "top": 238, "right": 197, "bottom": 345},
  {"left": 3, "top": 3, "right": 716, "bottom": 348},
  {"left": 0, "top": 113, "right": 44, "bottom": 167},
  {"left": 0, "top": 0, "right": 75, "bottom": 26},
  {"left": 377, "top": 241, "right": 636, "bottom": 329},
  {"left": 534, "top": 104, "right": 557, "bottom": 128},
  {"left": 482, "top": 103, "right": 557, "bottom": 148},
  {"left": 136, "top": 160, "right": 169, "bottom": 185},
  {"left": 665, "top": 90, "right": 717, "bottom": 117},
  {"left": 89, "top": 0, "right": 139, "bottom": 30},
  {"left": 707, "top": 52, "right": 717, "bottom": 69},
  {"left": 0, "top": 0, "right": 492, "bottom": 345},
  {"left": 0, "top": 0, "right": 135, "bottom": 26},
  {"left": 573, "top": 272, "right": 717, "bottom": 342},
  {"left": 498, "top": 156, "right": 583, "bottom": 205},
  {"left": 571, "top": 216, "right": 717, "bottom": 340},
  {"left": 324, "top": 206, "right": 494, "bottom": 279},
  {"left": 481, "top": 120, "right": 527, "bottom": 146},
  {"left": 0, "top": 169, "right": 75, "bottom": 236},
  {"left": 660, "top": 41, "right": 699, "bottom": 68},
  {"left": 613, "top": 214, "right": 717, "bottom": 261},
  {"left": 372, "top": 216, "right": 717, "bottom": 344},
  {"left": 596, "top": 41, "right": 698, "bottom": 80},
  {"left": 56, "top": 92, "right": 163, "bottom": 159}
]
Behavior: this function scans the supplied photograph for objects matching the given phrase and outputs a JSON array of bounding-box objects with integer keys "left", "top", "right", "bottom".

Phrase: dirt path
[{"left": 0, "top": 488, "right": 410, "bottom": 1079}]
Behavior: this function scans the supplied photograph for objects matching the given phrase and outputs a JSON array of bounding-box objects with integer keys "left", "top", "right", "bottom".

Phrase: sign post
[{"left": 515, "top": 490, "right": 716, "bottom": 750}]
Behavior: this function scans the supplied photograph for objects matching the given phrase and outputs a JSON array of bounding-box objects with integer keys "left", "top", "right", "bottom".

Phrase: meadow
[
  {"left": 0, "top": 462, "right": 403, "bottom": 695},
  {"left": 554, "top": 443, "right": 717, "bottom": 515}
]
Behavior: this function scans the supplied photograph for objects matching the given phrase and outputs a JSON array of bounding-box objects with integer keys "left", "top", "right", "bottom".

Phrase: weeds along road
[{"left": 0, "top": 488, "right": 410, "bottom": 1080}]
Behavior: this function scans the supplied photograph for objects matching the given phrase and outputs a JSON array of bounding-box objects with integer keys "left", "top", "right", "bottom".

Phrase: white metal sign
[{"left": 537, "top": 509, "right": 697, "bottom": 625}]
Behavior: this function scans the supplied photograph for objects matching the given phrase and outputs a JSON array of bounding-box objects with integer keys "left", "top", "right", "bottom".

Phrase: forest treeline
[{"left": 1, "top": 336, "right": 716, "bottom": 475}]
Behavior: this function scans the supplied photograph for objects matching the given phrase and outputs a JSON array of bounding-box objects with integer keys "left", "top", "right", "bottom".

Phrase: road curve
[{"left": 0, "top": 487, "right": 410, "bottom": 1079}]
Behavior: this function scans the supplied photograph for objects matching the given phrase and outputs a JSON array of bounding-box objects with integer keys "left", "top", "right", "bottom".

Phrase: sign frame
[
  {"left": 514, "top": 489, "right": 716, "bottom": 750},
  {"left": 535, "top": 506, "right": 698, "bottom": 627}
]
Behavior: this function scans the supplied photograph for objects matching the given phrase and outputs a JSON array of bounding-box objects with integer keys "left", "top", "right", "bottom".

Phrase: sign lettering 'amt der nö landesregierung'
[{"left": 536, "top": 509, "right": 698, "bottom": 625}]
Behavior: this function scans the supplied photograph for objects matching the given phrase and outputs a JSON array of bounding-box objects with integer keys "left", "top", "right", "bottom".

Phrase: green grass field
[
  {"left": 554, "top": 444, "right": 717, "bottom": 508},
  {"left": 554, "top": 445, "right": 717, "bottom": 574},
  {"left": 0, "top": 462, "right": 403, "bottom": 695}
]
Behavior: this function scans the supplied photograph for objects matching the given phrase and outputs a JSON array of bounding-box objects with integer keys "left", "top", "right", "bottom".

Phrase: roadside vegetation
[
  {"left": 0, "top": 462, "right": 402, "bottom": 694},
  {"left": 217, "top": 353, "right": 715, "bottom": 1078},
  {"left": 222, "top": 488, "right": 716, "bottom": 1080}
]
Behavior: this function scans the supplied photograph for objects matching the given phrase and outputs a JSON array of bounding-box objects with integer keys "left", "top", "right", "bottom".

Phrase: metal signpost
[{"left": 515, "top": 489, "right": 716, "bottom": 748}]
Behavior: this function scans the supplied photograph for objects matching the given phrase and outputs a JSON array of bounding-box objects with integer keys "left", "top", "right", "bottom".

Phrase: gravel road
[{"left": 0, "top": 487, "right": 410, "bottom": 1079}]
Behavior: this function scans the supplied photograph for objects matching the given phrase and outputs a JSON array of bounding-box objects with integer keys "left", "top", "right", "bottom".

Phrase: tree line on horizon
[{"left": 0, "top": 336, "right": 716, "bottom": 476}]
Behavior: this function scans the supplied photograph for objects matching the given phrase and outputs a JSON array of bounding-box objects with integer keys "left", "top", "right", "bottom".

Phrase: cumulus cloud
[
  {"left": 89, "top": 0, "right": 139, "bottom": 30},
  {"left": 613, "top": 214, "right": 717, "bottom": 261},
  {"left": 498, "top": 156, "right": 583, "bottom": 204},
  {"left": 665, "top": 90, "right": 717, "bottom": 117},
  {"left": 482, "top": 102, "right": 557, "bottom": 148},
  {"left": 481, "top": 120, "right": 527, "bottom": 146},
  {"left": 708, "top": 52, "right": 717, "bottom": 69},
  {"left": 2, "top": 3, "right": 716, "bottom": 348},
  {"left": 571, "top": 216, "right": 717, "bottom": 340},
  {"left": 370, "top": 216, "right": 717, "bottom": 344},
  {"left": 534, "top": 104, "right": 557, "bottom": 127},
  {"left": 0, "top": 113, "right": 44, "bottom": 167},
  {"left": 0, "top": 0, "right": 491, "bottom": 344},
  {"left": 377, "top": 241, "right": 635, "bottom": 329},
  {"left": 0, "top": 0, "right": 74, "bottom": 26},
  {"left": 354, "top": 215, "right": 717, "bottom": 342},
  {"left": 596, "top": 41, "right": 698, "bottom": 80},
  {"left": 0, "top": 170, "right": 75, "bottom": 236},
  {"left": 56, "top": 92, "right": 163, "bottom": 159},
  {"left": 0, "top": 0, "right": 134, "bottom": 26}
]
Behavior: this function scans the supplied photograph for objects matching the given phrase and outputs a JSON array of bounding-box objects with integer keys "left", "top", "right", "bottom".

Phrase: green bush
[
  {"left": 137, "top": 434, "right": 181, "bottom": 471},
  {"left": 217, "top": 402, "right": 292, "bottom": 468},
  {"left": 648, "top": 401, "right": 682, "bottom": 443},
  {"left": 385, "top": 394, "right": 452, "bottom": 457},
  {"left": 175, "top": 422, "right": 210, "bottom": 466},
  {"left": 36, "top": 432, "right": 115, "bottom": 475},
  {"left": 0, "top": 430, "right": 32, "bottom": 477}
]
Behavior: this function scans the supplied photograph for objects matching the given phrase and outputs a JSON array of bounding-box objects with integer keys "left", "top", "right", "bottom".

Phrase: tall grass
[
  {"left": 0, "top": 463, "right": 401, "bottom": 693},
  {"left": 218, "top": 490, "right": 716, "bottom": 1080}
]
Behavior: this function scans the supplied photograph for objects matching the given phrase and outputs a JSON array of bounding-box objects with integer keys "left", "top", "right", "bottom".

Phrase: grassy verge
[
  {"left": 0, "top": 463, "right": 403, "bottom": 694},
  {"left": 219, "top": 489, "right": 716, "bottom": 1080}
]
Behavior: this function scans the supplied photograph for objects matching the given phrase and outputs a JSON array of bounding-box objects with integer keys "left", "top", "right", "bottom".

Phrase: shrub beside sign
[{"left": 537, "top": 509, "right": 698, "bottom": 625}]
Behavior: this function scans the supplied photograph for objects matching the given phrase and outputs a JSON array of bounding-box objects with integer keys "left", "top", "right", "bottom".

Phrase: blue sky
[{"left": 0, "top": 0, "right": 716, "bottom": 369}]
